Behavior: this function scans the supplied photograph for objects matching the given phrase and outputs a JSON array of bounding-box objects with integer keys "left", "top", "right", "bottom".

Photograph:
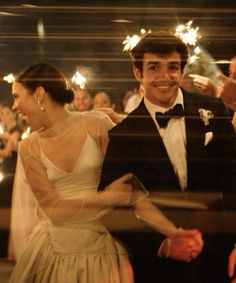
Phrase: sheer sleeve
[
  {"left": 134, "top": 198, "right": 179, "bottom": 237},
  {"left": 82, "top": 111, "right": 115, "bottom": 155},
  {"left": 18, "top": 133, "right": 111, "bottom": 224}
]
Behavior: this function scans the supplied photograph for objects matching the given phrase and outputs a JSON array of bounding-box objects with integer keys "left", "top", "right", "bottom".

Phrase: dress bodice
[{"left": 40, "top": 134, "right": 103, "bottom": 200}]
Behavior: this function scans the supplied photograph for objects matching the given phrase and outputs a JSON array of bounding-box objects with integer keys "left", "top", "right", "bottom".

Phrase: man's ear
[
  {"left": 133, "top": 66, "right": 142, "bottom": 82},
  {"left": 34, "top": 86, "right": 46, "bottom": 103}
]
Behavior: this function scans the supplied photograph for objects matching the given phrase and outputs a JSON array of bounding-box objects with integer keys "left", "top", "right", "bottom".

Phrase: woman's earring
[{"left": 37, "top": 100, "right": 45, "bottom": 111}]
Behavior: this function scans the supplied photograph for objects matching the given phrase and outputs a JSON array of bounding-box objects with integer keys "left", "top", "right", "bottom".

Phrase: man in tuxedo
[{"left": 99, "top": 31, "right": 236, "bottom": 283}]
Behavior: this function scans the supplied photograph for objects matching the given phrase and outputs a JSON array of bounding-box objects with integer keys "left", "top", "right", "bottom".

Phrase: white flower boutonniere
[{"left": 198, "top": 108, "right": 214, "bottom": 126}]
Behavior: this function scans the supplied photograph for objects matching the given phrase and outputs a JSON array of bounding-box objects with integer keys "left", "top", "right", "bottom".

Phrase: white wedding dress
[{"left": 9, "top": 111, "right": 133, "bottom": 283}]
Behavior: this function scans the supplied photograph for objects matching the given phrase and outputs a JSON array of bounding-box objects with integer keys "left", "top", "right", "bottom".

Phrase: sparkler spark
[
  {"left": 3, "top": 73, "right": 15, "bottom": 83},
  {"left": 71, "top": 70, "right": 87, "bottom": 89},
  {"left": 122, "top": 29, "right": 151, "bottom": 52},
  {"left": 175, "top": 20, "right": 201, "bottom": 64},
  {"left": 123, "top": 34, "right": 141, "bottom": 52}
]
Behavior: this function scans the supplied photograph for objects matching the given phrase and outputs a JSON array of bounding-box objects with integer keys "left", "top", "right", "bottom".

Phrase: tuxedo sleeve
[{"left": 98, "top": 129, "right": 134, "bottom": 191}]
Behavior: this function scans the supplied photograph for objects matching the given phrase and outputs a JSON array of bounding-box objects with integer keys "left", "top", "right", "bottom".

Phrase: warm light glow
[
  {"left": 175, "top": 20, "right": 200, "bottom": 46},
  {"left": 3, "top": 73, "right": 15, "bottom": 83},
  {"left": 175, "top": 20, "right": 201, "bottom": 65},
  {"left": 189, "top": 55, "right": 199, "bottom": 64},
  {"left": 123, "top": 34, "right": 140, "bottom": 52},
  {"left": 71, "top": 70, "right": 87, "bottom": 89},
  {"left": 0, "top": 172, "right": 4, "bottom": 182},
  {"left": 21, "top": 127, "right": 31, "bottom": 140},
  {"left": 122, "top": 29, "right": 151, "bottom": 52},
  {"left": 0, "top": 124, "right": 3, "bottom": 134},
  {"left": 37, "top": 20, "right": 45, "bottom": 39}
]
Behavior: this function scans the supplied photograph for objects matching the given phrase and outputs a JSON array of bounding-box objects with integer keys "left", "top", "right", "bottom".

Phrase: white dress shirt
[{"left": 144, "top": 89, "right": 187, "bottom": 190}]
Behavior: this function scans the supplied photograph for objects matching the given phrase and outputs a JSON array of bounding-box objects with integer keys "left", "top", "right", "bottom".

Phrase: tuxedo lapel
[{"left": 183, "top": 91, "right": 206, "bottom": 160}]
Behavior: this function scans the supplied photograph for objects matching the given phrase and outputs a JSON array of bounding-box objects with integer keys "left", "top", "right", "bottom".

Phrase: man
[
  {"left": 99, "top": 31, "right": 236, "bottom": 283},
  {"left": 67, "top": 87, "right": 92, "bottom": 112}
]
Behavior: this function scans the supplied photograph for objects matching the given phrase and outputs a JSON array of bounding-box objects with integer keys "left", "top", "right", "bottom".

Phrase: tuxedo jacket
[{"left": 99, "top": 89, "right": 236, "bottom": 195}]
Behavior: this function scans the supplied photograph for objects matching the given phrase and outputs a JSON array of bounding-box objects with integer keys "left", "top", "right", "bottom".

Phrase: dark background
[{"left": 0, "top": 0, "right": 235, "bottom": 107}]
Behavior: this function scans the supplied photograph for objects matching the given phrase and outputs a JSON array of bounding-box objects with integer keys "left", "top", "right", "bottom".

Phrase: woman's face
[
  {"left": 12, "top": 81, "right": 43, "bottom": 131},
  {"left": 1, "top": 106, "right": 16, "bottom": 126},
  {"left": 93, "top": 92, "right": 113, "bottom": 109}
]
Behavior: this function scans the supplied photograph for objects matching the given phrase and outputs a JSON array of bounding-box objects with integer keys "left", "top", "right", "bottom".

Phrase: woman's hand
[{"left": 103, "top": 173, "right": 133, "bottom": 207}]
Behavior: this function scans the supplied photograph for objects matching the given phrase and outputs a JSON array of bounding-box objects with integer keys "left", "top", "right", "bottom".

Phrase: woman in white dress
[{"left": 9, "top": 63, "right": 202, "bottom": 283}]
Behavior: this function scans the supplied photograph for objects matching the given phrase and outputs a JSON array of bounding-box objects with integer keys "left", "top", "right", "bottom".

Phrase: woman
[
  {"left": 9, "top": 63, "right": 134, "bottom": 283},
  {"left": 9, "top": 63, "right": 201, "bottom": 283}
]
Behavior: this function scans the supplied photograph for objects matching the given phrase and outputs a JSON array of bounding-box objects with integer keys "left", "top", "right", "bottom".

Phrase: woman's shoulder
[
  {"left": 19, "top": 131, "right": 38, "bottom": 150},
  {"left": 82, "top": 110, "right": 112, "bottom": 125},
  {"left": 83, "top": 110, "right": 109, "bottom": 120}
]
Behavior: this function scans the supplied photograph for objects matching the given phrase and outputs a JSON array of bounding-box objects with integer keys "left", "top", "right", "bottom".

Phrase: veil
[{"left": 8, "top": 154, "right": 38, "bottom": 261}]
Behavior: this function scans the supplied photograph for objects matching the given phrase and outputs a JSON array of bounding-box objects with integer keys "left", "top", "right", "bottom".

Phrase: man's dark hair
[{"left": 130, "top": 31, "right": 189, "bottom": 73}]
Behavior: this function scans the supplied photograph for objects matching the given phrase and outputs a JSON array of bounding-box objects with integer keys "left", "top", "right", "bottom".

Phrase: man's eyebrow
[
  {"left": 147, "top": 60, "right": 180, "bottom": 65},
  {"left": 169, "top": 61, "right": 180, "bottom": 64},
  {"left": 147, "top": 61, "right": 161, "bottom": 65}
]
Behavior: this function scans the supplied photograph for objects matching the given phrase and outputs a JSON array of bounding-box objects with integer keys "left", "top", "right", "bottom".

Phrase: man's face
[
  {"left": 134, "top": 52, "right": 183, "bottom": 108},
  {"left": 74, "top": 89, "right": 92, "bottom": 111},
  {"left": 229, "top": 57, "right": 236, "bottom": 80}
]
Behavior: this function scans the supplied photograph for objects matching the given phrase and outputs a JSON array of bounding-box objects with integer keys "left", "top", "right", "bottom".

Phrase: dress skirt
[{"left": 9, "top": 220, "right": 133, "bottom": 283}]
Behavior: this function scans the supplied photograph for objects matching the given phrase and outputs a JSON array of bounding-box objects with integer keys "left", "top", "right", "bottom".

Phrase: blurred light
[
  {"left": 37, "top": 20, "right": 45, "bottom": 39},
  {"left": 123, "top": 34, "right": 140, "bottom": 52},
  {"left": 189, "top": 55, "right": 199, "bottom": 64},
  {"left": 175, "top": 20, "right": 201, "bottom": 65},
  {"left": 71, "top": 70, "right": 87, "bottom": 89},
  {"left": 122, "top": 29, "right": 151, "bottom": 52},
  {"left": 3, "top": 73, "right": 15, "bottom": 83},
  {"left": 175, "top": 20, "right": 200, "bottom": 46},
  {"left": 214, "top": 60, "right": 231, "bottom": 64},
  {"left": 0, "top": 124, "right": 3, "bottom": 134},
  {"left": 111, "top": 19, "right": 132, "bottom": 23},
  {"left": 0, "top": 172, "right": 4, "bottom": 182},
  {"left": 21, "top": 127, "right": 31, "bottom": 140}
]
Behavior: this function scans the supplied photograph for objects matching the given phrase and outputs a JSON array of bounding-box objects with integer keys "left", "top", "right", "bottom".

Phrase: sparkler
[
  {"left": 3, "top": 73, "right": 15, "bottom": 83},
  {"left": 122, "top": 29, "right": 151, "bottom": 52},
  {"left": 71, "top": 70, "right": 87, "bottom": 89},
  {"left": 175, "top": 20, "right": 201, "bottom": 64}
]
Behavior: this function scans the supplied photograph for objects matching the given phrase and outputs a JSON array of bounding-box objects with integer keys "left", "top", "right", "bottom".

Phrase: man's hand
[
  {"left": 189, "top": 74, "right": 217, "bottom": 97},
  {"left": 158, "top": 229, "right": 204, "bottom": 262},
  {"left": 228, "top": 247, "right": 236, "bottom": 283}
]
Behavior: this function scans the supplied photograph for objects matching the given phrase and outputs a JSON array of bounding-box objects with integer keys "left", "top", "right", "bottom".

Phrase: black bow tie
[{"left": 155, "top": 104, "right": 184, "bottom": 128}]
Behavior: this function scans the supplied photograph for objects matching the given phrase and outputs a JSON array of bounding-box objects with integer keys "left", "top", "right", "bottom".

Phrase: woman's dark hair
[
  {"left": 130, "top": 31, "right": 189, "bottom": 73},
  {"left": 15, "top": 63, "right": 74, "bottom": 105}
]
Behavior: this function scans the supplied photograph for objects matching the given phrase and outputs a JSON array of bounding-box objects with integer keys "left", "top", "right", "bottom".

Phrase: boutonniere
[{"left": 198, "top": 108, "right": 214, "bottom": 126}]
